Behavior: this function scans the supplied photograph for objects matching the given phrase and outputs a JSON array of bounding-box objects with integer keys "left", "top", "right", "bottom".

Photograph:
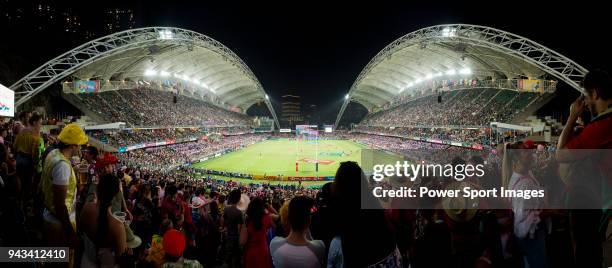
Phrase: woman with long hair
[
  {"left": 132, "top": 183, "right": 154, "bottom": 247},
  {"left": 331, "top": 161, "right": 401, "bottom": 267},
  {"left": 242, "top": 197, "right": 272, "bottom": 268},
  {"left": 80, "top": 173, "right": 128, "bottom": 267}
]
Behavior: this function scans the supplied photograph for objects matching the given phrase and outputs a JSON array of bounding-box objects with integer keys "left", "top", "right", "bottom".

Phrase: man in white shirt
[
  {"left": 41, "top": 123, "right": 88, "bottom": 267},
  {"left": 270, "top": 196, "right": 325, "bottom": 268}
]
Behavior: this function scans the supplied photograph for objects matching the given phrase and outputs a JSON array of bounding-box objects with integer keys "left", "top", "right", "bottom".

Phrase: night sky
[{"left": 1, "top": 1, "right": 610, "bottom": 124}]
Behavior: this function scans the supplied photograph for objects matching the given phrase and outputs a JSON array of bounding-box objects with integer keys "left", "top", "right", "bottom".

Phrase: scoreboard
[
  {"left": 295, "top": 125, "right": 318, "bottom": 136},
  {"left": 324, "top": 125, "right": 334, "bottom": 133}
]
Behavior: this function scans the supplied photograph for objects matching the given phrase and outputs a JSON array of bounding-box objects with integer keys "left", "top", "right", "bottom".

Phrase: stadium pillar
[{"left": 296, "top": 161, "right": 299, "bottom": 172}]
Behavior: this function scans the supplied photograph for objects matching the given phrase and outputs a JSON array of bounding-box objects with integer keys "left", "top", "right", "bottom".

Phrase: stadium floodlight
[
  {"left": 345, "top": 94, "right": 349, "bottom": 100},
  {"left": 144, "top": 69, "right": 157, "bottom": 76},
  {"left": 158, "top": 30, "right": 173, "bottom": 40},
  {"left": 441, "top": 27, "right": 457, "bottom": 37},
  {"left": 159, "top": 71, "right": 170, "bottom": 77},
  {"left": 459, "top": 68, "right": 472, "bottom": 75},
  {"left": 415, "top": 78, "right": 423, "bottom": 84},
  {"left": 435, "top": 72, "right": 443, "bottom": 77},
  {"left": 408, "top": 82, "right": 414, "bottom": 87},
  {"left": 446, "top": 69, "right": 456, "bottom": 76},
  {"left": 265, "top": 94, "right": 269, "bottom": 100},
  {"left": 182, "top": 75, "right": 191, "bottom": 82},
  {"left": 426, "top": 73, "right": 433, "bottom": 80},
  {"left": 398, "top": 87, "right": 405, "bottom": 93}
]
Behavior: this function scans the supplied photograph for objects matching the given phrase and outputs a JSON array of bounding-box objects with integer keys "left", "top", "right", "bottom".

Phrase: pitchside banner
[{"left": 360, "top": 149, "right": 611, "bottom": 210}]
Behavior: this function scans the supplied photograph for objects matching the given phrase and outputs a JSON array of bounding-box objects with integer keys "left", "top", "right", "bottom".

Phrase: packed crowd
[
  {"left": 360, "top": 88, "right": 541, "bottom": 128},
  {"left": 89, "top": 126, "right": 256, "bottom": 149},
  {"left": 0, "top": 70, "right": 610, "bottom": 267},
  {"left": 349, "top": 133, "right": 490, "bottom": 167},
  {"left": 76, "top": 87, "right": 253, "bottom": 127},
  {"left": 89, "top": 128, "right": 205, "bottom": 148},
  {"left": 119, "top": 134, "right": 268, "bottom": 172},
  {"left": 350, "top": 133, "right": 448, "bottom": 151},
  {"left": 353, "top": 126, "right": 487, "bottom": 144}
]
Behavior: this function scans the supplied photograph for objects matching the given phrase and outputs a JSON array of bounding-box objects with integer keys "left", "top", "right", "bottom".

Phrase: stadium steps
[
  {"left": 444, "top": 90, "right": 462, "bottom": 104},
  {"left": 510, "top": 92, "right": 556, "bottom": 124},
  {"left": 501, "top": 92, "right": 521, "bottom": 111},
  {"left": 476, "top": 89, "right": 503, "bottom": 114},
  {"left": 469, "top": 88, "right": 489, "bottom": 104},
  {"left": 61, "top": 92, "right": 109, "bottom": 124}
]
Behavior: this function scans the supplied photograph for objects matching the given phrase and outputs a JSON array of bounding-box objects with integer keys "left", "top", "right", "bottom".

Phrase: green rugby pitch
[{"left": 192, "top": 139, "right": 365, "bottom": 181}]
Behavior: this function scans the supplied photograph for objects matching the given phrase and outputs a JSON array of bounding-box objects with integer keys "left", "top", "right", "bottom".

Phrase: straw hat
[
  {"left": 441, "top": 181, "right": 479, "bottom": 223},
  {"left": 190, "top": 196, "right": 205, "bottom": 209}
]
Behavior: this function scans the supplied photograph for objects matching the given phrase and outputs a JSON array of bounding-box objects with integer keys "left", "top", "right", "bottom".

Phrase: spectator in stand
[
  {"left": 80, "top": 173, "right": 128, "bottom": 267},
  {"left": 277, "top": 200, "right": 291, "bottom": 237},
  {"left": 161, "top": 185, "right": 184, "bottom": 229},
  {"left": 87, "top": 152, "right": 119, "bottom": 202},
  {"left": 241, "top": 197, "right": 273, "bottom": 268},
  {"left": 502, "top": 141, "right": 547, "bottom": 268},
  {"left": 0, "top": 127, "right": 7, "bottom": 146},
  {"left": 331, "top": 161, "right": 402, "bottom": 267},
  {"left": 270, "top": 196, "right": 325, "bottom": 268},
  {"left": 132, "top": 183, "right": 155, "bottom": 248},
  {"left": 14, "top": 112, "right": 42, "bottom": 203},
  {"left": 556, "top": 69, "right": 612, "bottom": 267},
  {"left": 40, "top": 123, "right": 88, "bottom": 267},
  {"left": 162, "top": 228, "right": 203, "bottom": 268},
  {"left": 310, "top": 182, "right": 334, "bottom": 250},
  {"left": 190, "top": 188, "right": 205, "bottom": 225},
  {"left": 199, "top": 191, "right": 223, "bottom": 267},
  {"left": 0, "top": 143, "right": 25, "bottom": 246},
  {"left": 13, "top": 111, "right": 31, "bottom": 137},
  {"left": 224, "top": 189, "right": 245, "bottom": 268},
  {"left": 77, "top": 145, "right": 98, "bottom": 211},
  {"left": 112, "top": 166, "right": 133, "bottom": 224},
  {"left": 146, "top": 219, "right": 174, "bottom": 267}
]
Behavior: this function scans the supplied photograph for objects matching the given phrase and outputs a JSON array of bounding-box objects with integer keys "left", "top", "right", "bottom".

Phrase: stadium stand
[
  {"left": 72, "top": 87, "right": 253, "bottom": 127},
  {"left": 360, "top": 88, "right": 542, "bottom": 128}
]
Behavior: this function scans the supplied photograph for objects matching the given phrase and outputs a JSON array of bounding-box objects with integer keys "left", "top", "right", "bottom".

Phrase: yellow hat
[{"left": 58, "top": 123, "right": 88, "bottom": 145}]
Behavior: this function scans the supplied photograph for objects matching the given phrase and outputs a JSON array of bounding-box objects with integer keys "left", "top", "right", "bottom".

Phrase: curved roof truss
[
  {"left": 335, "top": 24, "right": 589, "bottom": 127},
  {"left": 10, "top": 27, "right": 279, "bottom": 129}
]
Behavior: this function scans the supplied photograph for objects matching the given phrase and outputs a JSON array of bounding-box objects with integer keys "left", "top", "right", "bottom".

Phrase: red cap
[
  {"left": 95, "top": 152, "right": 118, "bottom": 170},
  {"left": 522, "top": 140, "right": 536, "bottom": 149},
  {"left": 162, "top": 229, "right": 186, "bottom": 258}
]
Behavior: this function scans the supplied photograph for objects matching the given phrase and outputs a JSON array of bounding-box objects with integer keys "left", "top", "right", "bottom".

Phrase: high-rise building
[
  {"left": 281, "top": 92, "right": 303, "bottom": 127},
  {"left": 304, "top": 104, "right": 319, "bottom": 125},
  {"left": 62, "top": 10, "right": 81, "bottom": 34},
  {"left": 1, "top": 1, "right": 137, "bottom": 43},
  {"left": 103, "top": 7, "right": 135, "bottom": 34}
]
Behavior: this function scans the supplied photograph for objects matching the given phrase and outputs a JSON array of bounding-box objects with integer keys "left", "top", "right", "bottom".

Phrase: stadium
[{"left": 1, "top": 3, "right": 611, "bottom": 268}]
